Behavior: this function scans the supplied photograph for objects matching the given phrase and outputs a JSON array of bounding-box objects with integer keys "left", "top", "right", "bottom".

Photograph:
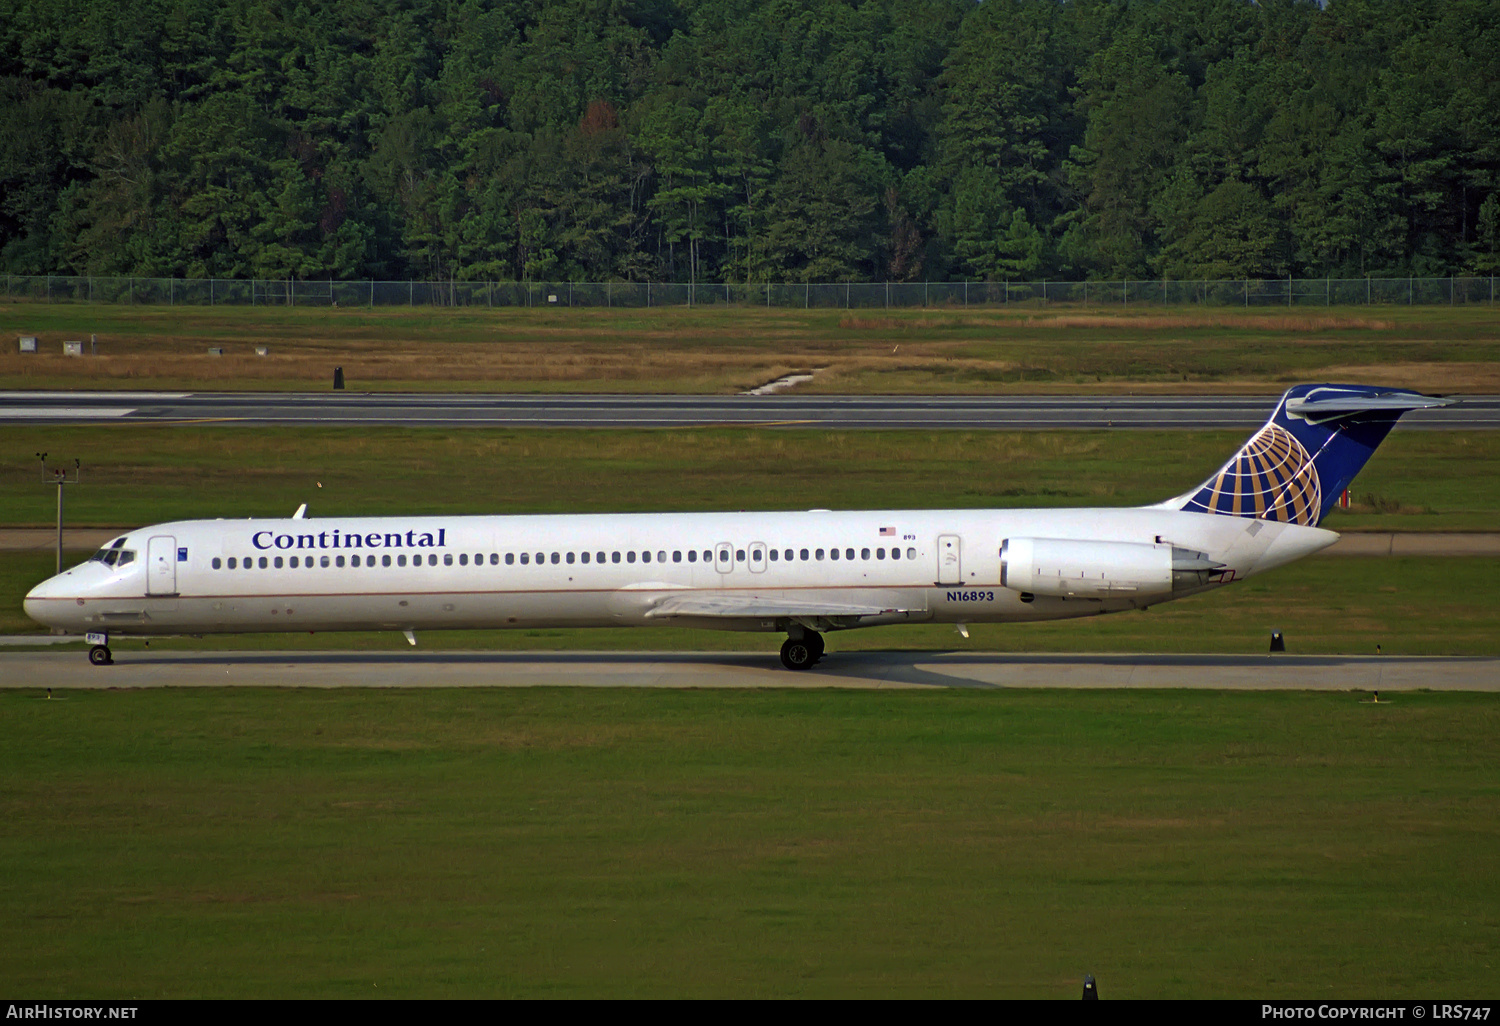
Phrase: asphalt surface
[
  {"left": 2, "top": 391, "right": 1496, "bottom": 429},
  {"left": 4, "top": 649, "right": 1496, "bottom": 690}
]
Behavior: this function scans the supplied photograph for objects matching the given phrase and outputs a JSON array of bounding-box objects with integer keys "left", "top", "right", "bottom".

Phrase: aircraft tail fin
[{"left": 1173, "top": 384, "right": 1453, "bottom": 527}]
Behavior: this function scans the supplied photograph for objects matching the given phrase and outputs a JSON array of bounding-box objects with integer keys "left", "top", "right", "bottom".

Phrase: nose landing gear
[
  {"left": 779, "top": 630, "right": 825, "bottom": 671},
  {"left": 84, "top": 632, "right": 112, "bottom": 666}
]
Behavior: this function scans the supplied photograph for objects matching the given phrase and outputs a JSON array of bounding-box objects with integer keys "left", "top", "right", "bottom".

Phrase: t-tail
[{"left": 1173, "top": 384, "right": 1453, "bottom": 527}]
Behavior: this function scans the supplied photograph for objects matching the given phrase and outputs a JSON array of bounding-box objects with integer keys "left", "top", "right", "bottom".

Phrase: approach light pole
[{"left": 37, "top": 453, "right": 81, "bottom": 576}]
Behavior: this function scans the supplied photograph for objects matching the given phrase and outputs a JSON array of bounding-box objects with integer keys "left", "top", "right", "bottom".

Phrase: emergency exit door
[{"left": 147, "top": 535, "right": 177, "bottom": 595}]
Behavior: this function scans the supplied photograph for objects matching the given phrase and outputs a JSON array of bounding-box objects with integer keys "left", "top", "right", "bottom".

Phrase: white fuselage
[{"left": 24, "top": 506, "right": 1337, "bottom": 639}]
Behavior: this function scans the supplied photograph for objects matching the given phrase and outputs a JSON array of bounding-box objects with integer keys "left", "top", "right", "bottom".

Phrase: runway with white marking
[
  {"left": 4, "top": 650, "right": 1497, "bottom": 691},
  {"left": 0, "top": 391, "right": 1495, "bottom": 429}
]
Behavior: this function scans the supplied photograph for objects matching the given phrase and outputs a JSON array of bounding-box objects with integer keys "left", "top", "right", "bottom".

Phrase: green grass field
[
  {"left": 4, "top": 425, "right": 1496, "bottom": 652},
  {"left": 3, "top": 425, "right": 1495, "bottom": 530},
  {"left": 3, "top": 302, "right": 1497, "bottom": 393},
  {"left": 2, "top": 686, "right": 1495, "bottom": 998}
]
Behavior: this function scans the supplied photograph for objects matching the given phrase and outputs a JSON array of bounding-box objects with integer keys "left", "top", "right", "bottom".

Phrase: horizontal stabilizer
[{"left": 1285, "top": 391, "right": 1454, "bottom": 424}]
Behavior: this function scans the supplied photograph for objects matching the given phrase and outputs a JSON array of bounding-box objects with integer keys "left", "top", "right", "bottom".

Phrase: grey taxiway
[
  {"left": 2, "top": 391, "right": 1496, "bottom": 429},
  {"left": 4, "top": 649, "right": 1497, "bottom": 691}
]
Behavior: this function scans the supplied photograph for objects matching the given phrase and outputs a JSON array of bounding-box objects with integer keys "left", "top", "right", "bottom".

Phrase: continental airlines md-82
[{"left": 25, "top": 384, "right": 1449, "bottom": 670}]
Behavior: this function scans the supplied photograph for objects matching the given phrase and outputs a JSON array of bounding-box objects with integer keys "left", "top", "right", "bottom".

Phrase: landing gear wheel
[
  {"left": 780, "top": 637, "right": 817, "bottom": 671},
  {"left": 806, "top": 632, "right": 825, "bottom": 663},
  {"left": 89, "top": 645, "right": 113, "bottom": 666}
]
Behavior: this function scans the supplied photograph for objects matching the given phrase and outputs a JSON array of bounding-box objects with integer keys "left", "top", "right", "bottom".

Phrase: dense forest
[{"left": 1, "top": 0, "right": 1497, "bottom": 283}]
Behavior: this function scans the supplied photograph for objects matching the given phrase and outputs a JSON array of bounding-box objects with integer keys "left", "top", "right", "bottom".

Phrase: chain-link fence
[{"left": 4, "top": 274, "right": 1496, "bottom": 308}]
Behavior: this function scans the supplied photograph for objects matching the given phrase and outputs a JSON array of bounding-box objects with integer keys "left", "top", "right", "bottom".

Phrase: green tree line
[{"left": 2, "top": 0, "right": 1497, "bottom": 283}]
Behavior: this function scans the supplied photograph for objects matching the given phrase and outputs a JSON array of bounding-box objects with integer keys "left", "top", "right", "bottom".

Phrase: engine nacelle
[{"left": 1001, "top": 538, "right": 1194, "bottom": 599}]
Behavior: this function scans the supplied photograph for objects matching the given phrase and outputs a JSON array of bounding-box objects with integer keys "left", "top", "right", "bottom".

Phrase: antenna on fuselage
[{"left": 292, "top": 503, "right": 307, "bottom": 519}]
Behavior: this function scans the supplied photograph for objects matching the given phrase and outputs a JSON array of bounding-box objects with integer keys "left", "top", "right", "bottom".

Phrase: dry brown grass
[
  {"left": 835, "top": 312, "right": 1399, "bottom": 332},
  {"left": 6, "top": 345, "right": 1492, "bottom": 395},
  {"left": 1345, "top": 492, "right": 1431, "bottom": 516},
  {"left": 0, "top": 317, "right": 977, "bottom": 391},
  {"left": 1, "top": 303, "right": 1491, "bottom": 394},
  {"left": 1021, "top": 313, "right": 1396, "bottom": 331},
  {"left": 0, "top": 345, "right": 813, "bottom": 391},
  {"left": 836, "top": 316, "right": 960, "bottom": 330},
  {"left": 1309, "top": 361, "right": 1500, "bottom": 393}
]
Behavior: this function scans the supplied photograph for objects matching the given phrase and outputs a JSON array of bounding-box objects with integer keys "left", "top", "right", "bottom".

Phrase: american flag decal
[{"left": 879, "top": 526, "right": 895, "bottom": 536}]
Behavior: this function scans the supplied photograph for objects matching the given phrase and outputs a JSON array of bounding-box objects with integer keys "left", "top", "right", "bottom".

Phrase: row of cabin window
[
  {"left": 210, "top": 546, "right": 920, "bottom": 571},
  {"left": 504, "top": 546, "right": 917, "bottom": 565},
  {"left": 213, "top": 552, "right": 466, "bottom": 570}
]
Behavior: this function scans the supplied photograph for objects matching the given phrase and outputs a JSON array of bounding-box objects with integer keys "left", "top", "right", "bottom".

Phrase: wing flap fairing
[{"left": 643, "top": 594, "right": 911, "bottom": 621}]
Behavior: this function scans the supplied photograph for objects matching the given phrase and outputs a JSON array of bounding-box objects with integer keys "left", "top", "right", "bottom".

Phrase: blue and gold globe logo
[{"left": 1197, "top": 424, "right": 1322, "bottom": 525}]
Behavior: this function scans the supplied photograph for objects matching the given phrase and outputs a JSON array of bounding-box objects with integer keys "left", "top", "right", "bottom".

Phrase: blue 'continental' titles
[{"left": 251, "top": 527, "right": 447, "bottom": 551}]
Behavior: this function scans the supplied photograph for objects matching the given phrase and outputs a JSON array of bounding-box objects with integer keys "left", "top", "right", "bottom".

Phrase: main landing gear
[
  {"left": 89, "top": 645, "right": 113, "bottom": 666},
  {"left": 779, "top": 630, "right": 825, "bottom": 671}
]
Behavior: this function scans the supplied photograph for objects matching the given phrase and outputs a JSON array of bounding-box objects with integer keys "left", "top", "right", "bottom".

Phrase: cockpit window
[{"left": 90, "top": 547, "right": 136, "bottom": 568}]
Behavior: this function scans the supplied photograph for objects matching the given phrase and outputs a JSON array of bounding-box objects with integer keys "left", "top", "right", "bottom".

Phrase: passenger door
[{"left": 147, "top": 535, "right": 178, "bottom": 595}]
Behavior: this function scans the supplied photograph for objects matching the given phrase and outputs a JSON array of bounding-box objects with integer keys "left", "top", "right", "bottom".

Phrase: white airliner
[{"left": 25, "top": 384, "right": 1449, "bottom": 670}]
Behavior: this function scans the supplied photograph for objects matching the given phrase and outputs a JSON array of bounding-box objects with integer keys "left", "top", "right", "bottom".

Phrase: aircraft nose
[{"left": 24, "top": 574, "right": 69, "bottom": 628}]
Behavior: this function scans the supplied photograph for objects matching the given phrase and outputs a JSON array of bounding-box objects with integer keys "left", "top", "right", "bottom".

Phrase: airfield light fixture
[{"left": 37, "top": 454, "right": 82, "bottom": 577}]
